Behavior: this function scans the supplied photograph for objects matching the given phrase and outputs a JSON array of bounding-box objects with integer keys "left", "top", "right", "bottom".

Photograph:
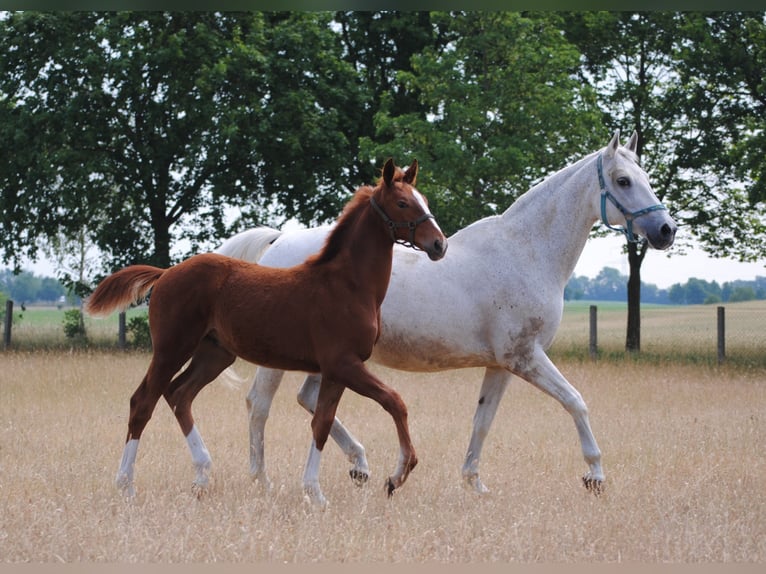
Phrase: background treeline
[
  {"left": 5, "top": 266, "right": 764, "bottom": 308},
  {"left": 565, "top": 267, "right": 766, "bottom": 304}
]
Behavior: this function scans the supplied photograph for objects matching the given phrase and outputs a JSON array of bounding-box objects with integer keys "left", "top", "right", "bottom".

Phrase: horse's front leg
[
  {"left": 514, "top": 346, "right": 604, "bottom": 494},
  {"left": 296, "top": 373, "right": 370, "bottom": 485},
  {"left": 327, "top": 360, "right": 417, "bottom": 497},
  {"left": 303, "top": 378, "right": 347, "bottom": 508},
  {"left": 461, "top": 367, "right": 511, "bottom": 494}
]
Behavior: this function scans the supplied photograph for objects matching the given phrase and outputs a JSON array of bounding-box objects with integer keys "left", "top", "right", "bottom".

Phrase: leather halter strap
[{"left": 369, "top": 195, "right": 435, "bottom": 251}]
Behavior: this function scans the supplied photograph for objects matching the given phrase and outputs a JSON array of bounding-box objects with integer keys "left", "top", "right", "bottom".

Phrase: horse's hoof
[
  {"left": 385, "top": 477, "right": 396, "bottom": 497},
  {"left": 192, "top": 475, "right": 211, "bottom": 499},
  {"left": 463, "top": 473, "right": 490, "bottom": 495},
  {"left": 251, "top": 474, "right": 273, "bottom": 492},
  {"left": 349, "top": 469, "right": 369, "bottom": 487},
  {"left": 115, "top": 475, "right": 136, "bottom": 499},
  {"left": 582, "top": 475, "right": 604, "bottom": 496},
  {"left": 303, "top": 487, "right": 328, "bottom": 509}
]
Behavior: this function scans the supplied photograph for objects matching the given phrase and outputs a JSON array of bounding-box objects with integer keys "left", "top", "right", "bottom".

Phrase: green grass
[{"left": 4, "top": 304, "right": 148, "bottom": 350}]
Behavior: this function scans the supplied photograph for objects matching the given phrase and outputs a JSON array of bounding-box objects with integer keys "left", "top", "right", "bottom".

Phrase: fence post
[
  {"left": 3, "top": 300, "right": 12, "bottom": 350},
  {"left": 717, "top": 306, "right": 725, "bottom": 365},
  {"left": 589, "top": 304, "right": 598, "bottom": 360},
  {"left": 118, "top": 311, "right": 127, "bottom": 350}
]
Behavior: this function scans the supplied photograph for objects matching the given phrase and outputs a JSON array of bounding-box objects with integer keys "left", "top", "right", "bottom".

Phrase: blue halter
[{"left": 597, "top": 153, "right": 667, "bottom": 243}]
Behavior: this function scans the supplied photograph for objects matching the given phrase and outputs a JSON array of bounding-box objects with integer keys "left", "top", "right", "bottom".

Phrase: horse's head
[
  {"left": 598, "top": 131, "right": 677, "bottom": 250},
  {"left": 371, "top": 158, "right": 447, "bottom": 261}
]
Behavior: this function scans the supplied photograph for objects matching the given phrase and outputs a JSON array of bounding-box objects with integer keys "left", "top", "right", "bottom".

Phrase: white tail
[{"left": 215, "top": 227, "right": 282, "bottom": 263}]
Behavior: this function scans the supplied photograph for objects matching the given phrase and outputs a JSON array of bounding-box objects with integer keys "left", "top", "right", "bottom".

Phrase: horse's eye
[
  {"left": 397, "top": 200, "right": 408, "bottom": 209},
  {"left": 616, "top": 177, "right": 630, "bottom": 187}
]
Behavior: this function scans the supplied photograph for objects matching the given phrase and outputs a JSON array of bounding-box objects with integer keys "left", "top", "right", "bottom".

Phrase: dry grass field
[{"left": 1, "top": 351, "right": 764, "bottom": 562}]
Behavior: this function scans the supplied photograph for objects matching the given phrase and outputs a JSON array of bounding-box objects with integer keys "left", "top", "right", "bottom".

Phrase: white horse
[{"left": 217, "top": 131, "right": 677, "bottom": 504}]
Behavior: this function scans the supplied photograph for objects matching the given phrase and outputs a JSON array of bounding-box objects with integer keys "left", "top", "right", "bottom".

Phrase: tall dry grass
[{"left": 0, "top": 351, "right": 764, "bottom": 562}]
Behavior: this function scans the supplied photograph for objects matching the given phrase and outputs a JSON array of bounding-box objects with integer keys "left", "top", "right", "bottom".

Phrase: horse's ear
[
  {"left": 383, "top": 158, "right": 396, "bottom": 186},
  {"left": 605, "top": 130, "right": 621, "bottom": 159},
  {"left": 403, "top": 159, "right": 418, "bottom": 185},
  {"left": 626, "top": 130, "right": 638, "bottom": 153}
]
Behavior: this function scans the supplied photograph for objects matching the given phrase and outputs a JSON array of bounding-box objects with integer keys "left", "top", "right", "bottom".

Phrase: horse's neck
[
  {"left": 499, "top": 153, "right": 600, "bottom": 285},
  {"left": 343, "top": 208, "right": 395, "bottom": 306}
]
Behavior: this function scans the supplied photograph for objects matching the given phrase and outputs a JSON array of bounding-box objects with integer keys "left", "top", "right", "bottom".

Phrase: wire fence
[{"left": 550, "top": 300, "right": 766, "bottom": 368}]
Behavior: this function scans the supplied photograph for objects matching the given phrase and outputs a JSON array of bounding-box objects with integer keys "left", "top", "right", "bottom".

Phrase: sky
[{"left": 575, "top": 234, "right": 766, "bottom": 289}]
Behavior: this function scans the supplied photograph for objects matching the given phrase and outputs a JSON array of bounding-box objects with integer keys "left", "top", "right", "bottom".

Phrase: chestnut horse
[{"left": 85, "top": 158, "right": 447, "bottom": 505}]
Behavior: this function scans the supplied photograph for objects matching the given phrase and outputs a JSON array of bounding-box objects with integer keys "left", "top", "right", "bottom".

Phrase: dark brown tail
[{"left": 85, "top": 265, "right": 165, "bottom": 317}]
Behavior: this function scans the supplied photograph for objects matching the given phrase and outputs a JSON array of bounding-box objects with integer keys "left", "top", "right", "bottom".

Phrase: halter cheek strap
[
  {"left": 369, "top": 195, "right": 435, "bottom": 251},
  {"left": 597, "top": 153, "right": 667, "bottom": 244}
]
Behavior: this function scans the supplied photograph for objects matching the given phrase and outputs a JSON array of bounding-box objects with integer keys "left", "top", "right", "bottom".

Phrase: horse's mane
[
  {"left": 307, "top": 186, "right": 374, "bottom": 265},
  {"left": 307, "top": 167, "right": 406, "bottom": 266}
]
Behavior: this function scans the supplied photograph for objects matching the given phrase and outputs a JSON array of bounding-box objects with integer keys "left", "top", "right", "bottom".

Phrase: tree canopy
[
  {"left": 1, "top": 10, "right": 764, "bottom": 303},
  {"left": 0, "top": 12, "right": 361, "bottom": 270}
]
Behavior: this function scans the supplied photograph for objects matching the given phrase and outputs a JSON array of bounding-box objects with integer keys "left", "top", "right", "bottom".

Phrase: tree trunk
[{"left": 625, "top": 240, "right": 647, "bottom": 353}]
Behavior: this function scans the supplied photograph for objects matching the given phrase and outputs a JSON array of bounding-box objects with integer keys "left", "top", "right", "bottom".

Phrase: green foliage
[
  {"left": 62, "top": 308, "right": 86, "bottom": 340},
  {"left": 0, "top": 12, "right": 362, "bottom": 272},
  {"left": 361, "top": 12, "right": 603, "bottom": 235},
  {"left": 0, "top": 269, "right": 66, "bottom": 303},
  {"left": 728, "top": 286, "right": 757, "bottom": 303},
  {"left": 0, "top": 289, "right": 7, "bottom": 323},
  {"left": 127, "top": 315, "right": 152, "bottom": 349}
]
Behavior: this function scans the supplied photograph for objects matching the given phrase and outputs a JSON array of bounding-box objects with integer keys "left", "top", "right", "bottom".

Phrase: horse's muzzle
[
  {"left": 426, "top": 238, "right": 448, "bottom": 261},
  {"left": 646, "top": 221, "right": 677, "bottom": 251}
]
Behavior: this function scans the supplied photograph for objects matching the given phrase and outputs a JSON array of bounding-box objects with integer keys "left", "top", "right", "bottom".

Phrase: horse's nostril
[{"left": 661, "top": 223, "right": 674, "bottom": 237}]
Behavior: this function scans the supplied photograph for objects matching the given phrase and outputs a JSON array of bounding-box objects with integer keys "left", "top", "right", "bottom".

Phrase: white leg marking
[
  {"left": 116, "top": 438, "right": 139, "bottom": 497},
  {"left": 296, "top": 374, "right": 370, "bottom": 485},
  {"left": 186, "top": 424, "right": 212, "bottom": 492}
]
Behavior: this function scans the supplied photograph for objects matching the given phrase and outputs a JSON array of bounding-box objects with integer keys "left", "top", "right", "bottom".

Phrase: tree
[
  {"left": 670, "top": 12, "right": 766, "bottom": 261},
  {"left": 563, "top": 12, "right": 766, "bottom": 352},
  {"left": 0, "top": 12, "right": 360, "bottom": 274},
  {"left": 333, "top": 11, "right": 441, "bottom": 185},
  {"left": 563, "top": 12, "right": 683, "bottom": 352},
  {"left": 360, "top": 11, "right": 603, "bottom": 235}
]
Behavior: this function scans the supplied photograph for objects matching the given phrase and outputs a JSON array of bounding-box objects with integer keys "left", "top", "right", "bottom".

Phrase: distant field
[
  {"left": 4, "top": 300, "right": 765, "bottom": 366},
  {"left": 551, "top": 299, "right": 766, "bottom": 367},
  {"left": 4, "top": 304, "right": 148, "bottom": 348}
]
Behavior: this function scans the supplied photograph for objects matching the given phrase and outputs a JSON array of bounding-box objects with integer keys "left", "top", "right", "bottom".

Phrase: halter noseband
[
  {"left": 597, "top": 153, "right": 667, "bottom": 244},
  {"left": 369, "top": 195, "right": 435, "bottom": 251}
]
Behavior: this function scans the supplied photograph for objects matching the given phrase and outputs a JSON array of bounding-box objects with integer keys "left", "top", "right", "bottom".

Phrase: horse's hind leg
[
  {"left": 461, "top": 367, "right": 511, "bottom": 494},
  {"left": 164, "top": 337, "right": 236, "bottom": 494},
  {"left": 296, "top": 374, "right": 370, "bottom": 485},
  {"left": 117, "top": 354, "right": 189, "bottom": 497},
  {"left": 246, "top": 366, "right": 286, "bottom": 489}
]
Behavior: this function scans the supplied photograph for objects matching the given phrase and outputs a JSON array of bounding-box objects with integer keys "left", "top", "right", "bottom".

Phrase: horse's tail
[
  {"left": 215, "top": 226, "right": 282, "bottom": 263},
  {"left": 85, "top": 265, "right": 165, "bottom": 317}
]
